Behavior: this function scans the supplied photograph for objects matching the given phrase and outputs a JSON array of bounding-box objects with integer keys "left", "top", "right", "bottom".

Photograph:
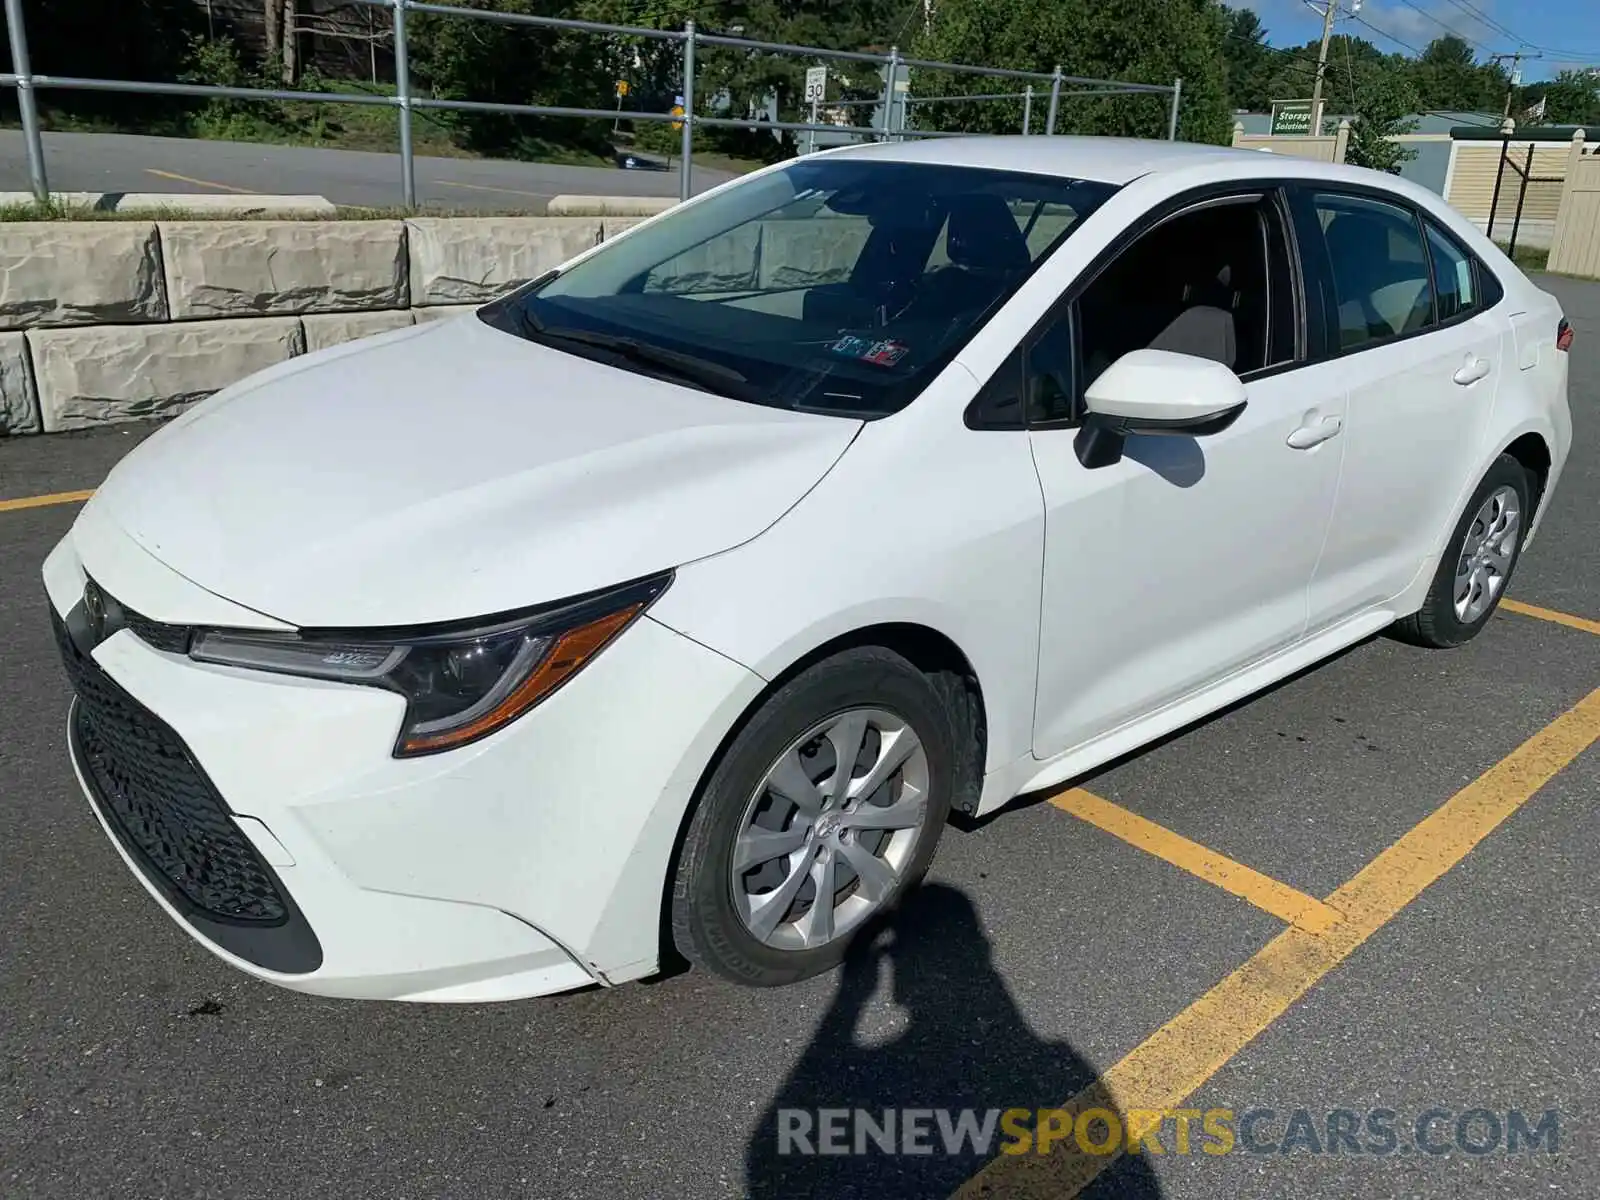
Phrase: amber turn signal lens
[{"left": 397, "top": 604, "right": 642, "bottom": 755}]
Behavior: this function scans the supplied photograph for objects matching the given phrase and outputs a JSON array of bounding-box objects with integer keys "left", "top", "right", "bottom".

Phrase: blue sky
[{"left": 1245, "top": 0, "right": 1600, "bottom": 81}]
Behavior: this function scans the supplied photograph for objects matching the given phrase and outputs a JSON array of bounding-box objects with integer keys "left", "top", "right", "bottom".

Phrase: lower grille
[
  {"left": 121, "top": 606, "right": 192, "bottom": 654},
  {"left": 54, "top": 612, "right": 287, "bottom": 924}
]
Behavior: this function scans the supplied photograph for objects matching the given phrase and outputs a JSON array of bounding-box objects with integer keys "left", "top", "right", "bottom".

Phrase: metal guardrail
[{"left": 0, "top": 0, "right": 1182, "bottom": 208}]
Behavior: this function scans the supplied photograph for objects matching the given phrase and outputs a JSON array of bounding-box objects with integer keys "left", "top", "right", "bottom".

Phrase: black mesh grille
[
  {"left": 54, "top": 612, "right": 288, "bottom": 924},
  {"left": 121, "top": 606, "right": 191, "bottom": 654}
]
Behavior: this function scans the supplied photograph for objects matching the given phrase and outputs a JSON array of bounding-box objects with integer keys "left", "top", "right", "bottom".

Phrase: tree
[
  {"left": 1526, "top": 69, "right": 1600, "bottom": 126},
  {"left": 282, "top": 0, "right": 299, "bottom": 84},
  {"left": 909, "top": 0, "right": 1231, "bottom": 144},
  {"left": 407, "top": 0, "right": 619, "bottom": 158},
  {"left": 1408, "top": 35, "right": 1503, "bottom": 112},
  {"left": 263, "top": 0, "right": 284, "bottom": 70},
  {"left": 1220, "top": 5, "right": 1276, "bottom": 112},
  {"left": 578, "top": 0, "right": 901, "bottom": 161},
  {"left": 1259, "top": 32, "right": 1387, "bottom": 116},
  {"left": 1342, "top": 51, "right": 1419, "bottom": 172},
  {"left": 0, "top": 0, "right": 203, "bottom": 126}
]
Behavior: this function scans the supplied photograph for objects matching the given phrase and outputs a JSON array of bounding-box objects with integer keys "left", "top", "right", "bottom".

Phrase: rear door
[{"left": 1295, "top": 188, "right": 1503, "bottom": 632}]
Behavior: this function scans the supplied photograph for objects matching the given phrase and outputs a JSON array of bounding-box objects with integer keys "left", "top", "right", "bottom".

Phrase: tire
[
  {"left": 670, "top": 646, "right": 956, "bottom": 987},
  {"left": 1393, "top": 454, "right": 1532, "bottom": 649}
]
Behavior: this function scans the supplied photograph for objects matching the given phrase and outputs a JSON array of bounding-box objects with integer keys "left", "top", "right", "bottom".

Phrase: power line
[
  {"left": 1435, "top": 0, "right": 1600, "bottom": 61},
  {"left": 1433, "top": 0, "right": 1524, "bottom": 47},
  {"left": 1221, "top": 27, "right": 1376, "bottom": 105},
  {"left": 1349, "top": 13, "right": 1423, "bottom": 56},
  {"left": 1387, "top": 0, "right": 1495, "bottom": 55},
  {"left": 1520, "top": 42, "right": 1600, "bottom": 63},
  {"left": 1222, "top": 29, "right": 1326, "bottom": 72}
]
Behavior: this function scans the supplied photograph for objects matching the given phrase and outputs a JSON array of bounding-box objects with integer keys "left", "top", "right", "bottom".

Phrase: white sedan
[{"left": 45, "top": 136, "right": 1572, "bottom": 1001}]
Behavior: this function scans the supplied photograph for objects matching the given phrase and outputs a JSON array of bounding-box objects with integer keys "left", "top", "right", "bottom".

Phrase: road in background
[{"left": 0, "top": 129, "right": 740, "bottom": 210}]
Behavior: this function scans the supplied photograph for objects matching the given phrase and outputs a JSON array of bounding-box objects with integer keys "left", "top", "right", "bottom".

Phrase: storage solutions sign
[{"left": 1270, "top": 99, "right": 1320, "bottom": 136}]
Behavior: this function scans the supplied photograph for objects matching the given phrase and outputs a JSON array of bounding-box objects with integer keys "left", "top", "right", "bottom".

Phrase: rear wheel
[
  {"left": 670, "top": 647, "right": 955, "bottom": 987},
  {"left": 1394, "top": 455, "right": 1531, "bottom": 648}
]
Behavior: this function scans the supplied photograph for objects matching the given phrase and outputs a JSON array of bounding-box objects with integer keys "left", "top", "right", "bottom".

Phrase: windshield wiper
[{"left": 533, "top": 326, "right": 754, "bottom": 398}]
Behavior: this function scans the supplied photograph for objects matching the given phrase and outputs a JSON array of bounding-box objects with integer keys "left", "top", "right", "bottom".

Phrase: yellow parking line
[
  {"left": 0, "top": 489, "right": 94, "bottom": 513},
  {"left": 958, "top": 685, "right": 1600, "bottom": 1199},
  {"left": 1051, "top": 788, "right": 1343, "bottom": 934},
  {"left": 1502, "top": 598, "right": 1600, "bottom": 637},
  {"left": 436, "top": 179, "right": 552, "bottom": 200},
  {"left": 143, "top": 167, "right": 253, "bottom": 194}
]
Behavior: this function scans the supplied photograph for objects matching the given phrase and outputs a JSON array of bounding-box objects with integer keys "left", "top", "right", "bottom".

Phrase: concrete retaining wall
[
  {"left": 0, "top": 215, "right": 620, "bottom": 434},
  {"left": 0, "top": 204, "right": 880, "bottom": 434}
]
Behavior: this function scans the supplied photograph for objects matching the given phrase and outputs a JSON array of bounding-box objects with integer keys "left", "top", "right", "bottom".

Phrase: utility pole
[
  {"left": 1490, "top": 49, "right": 1543, "bottom": 121},
  {"left": 1305, "top": 0, "right": 1358, "bottom": 136},
  {"left": 1309, "top": 0, "right": 1338, "bottom": 137}
]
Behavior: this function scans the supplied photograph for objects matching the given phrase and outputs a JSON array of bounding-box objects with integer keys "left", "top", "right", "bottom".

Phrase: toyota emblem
[{"left": 82, "top": 580, "right": 107, "bottom": 644}]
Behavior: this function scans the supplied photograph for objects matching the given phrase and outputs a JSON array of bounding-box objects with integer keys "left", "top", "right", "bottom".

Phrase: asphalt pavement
[
  {"left": 0, "top": 277, "right": 1597, "bottom": 1200},
  {"left": 0, "top": 129, "right": 738, "bottom": 210}
]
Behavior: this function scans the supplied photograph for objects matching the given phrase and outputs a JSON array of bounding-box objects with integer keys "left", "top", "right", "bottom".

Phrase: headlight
[{"left": 189, "top": 573, "right": 670, "bottom": 757}]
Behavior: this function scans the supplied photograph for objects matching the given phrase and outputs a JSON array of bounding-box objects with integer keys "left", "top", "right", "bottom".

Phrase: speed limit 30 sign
[{"left": 804, "top": 66, "right": 827, "bottom": 103}]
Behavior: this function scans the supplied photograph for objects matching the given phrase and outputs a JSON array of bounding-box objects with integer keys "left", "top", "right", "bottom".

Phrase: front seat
[
  {"left": 803, "top": 210, "right": 940, "bottom": 327},
  {"left": 1147, "top": 263, "right": 1239, "bottom": 368},
  {"left": 904, "top": 194, "right": 1034, "bottom": 322}
]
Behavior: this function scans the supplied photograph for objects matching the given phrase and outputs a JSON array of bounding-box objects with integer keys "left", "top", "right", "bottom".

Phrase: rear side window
[
  {"left": 1312, "top": 193, "right": 1434, "bottom": 351},
  {"left": 1424, "top": 221, "right": 1478, "bottom": 322}
]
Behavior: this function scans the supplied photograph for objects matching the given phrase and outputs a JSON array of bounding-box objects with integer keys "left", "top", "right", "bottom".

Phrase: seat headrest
[
  {"left": 944, "top": 195, "right": 1033, "bottom": 274},
  {"left": 1324, "top": 212, "right": 1392, "bottom": 274}
]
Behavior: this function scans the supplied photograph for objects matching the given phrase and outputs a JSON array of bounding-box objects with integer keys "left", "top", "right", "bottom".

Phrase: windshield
[{"left": 479, "top": 157, "right": 1116, "bottom": 417}]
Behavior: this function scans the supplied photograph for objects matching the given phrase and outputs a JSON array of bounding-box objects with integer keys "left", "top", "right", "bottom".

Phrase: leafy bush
[
  {"left": 179, "top": 35, "right": 337, "bottom": 143},
  {"left": 406, "top": 0, "right": 615, "bottom": 160},
  {"left": 910, "top": 0, "right": 1230, "bottom": 144}
]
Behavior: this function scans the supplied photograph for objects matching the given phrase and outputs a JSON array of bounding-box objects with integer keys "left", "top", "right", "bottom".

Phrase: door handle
[
  {"left": 1286, "top": 413, "right": 1343, "bottom": 450},
  {"left": 1453, "top": 355, "right": 1491, "bottom": 386}
]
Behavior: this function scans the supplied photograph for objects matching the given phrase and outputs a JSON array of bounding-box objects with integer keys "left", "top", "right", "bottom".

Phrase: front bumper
[{"left": 45, "top": 527, "right": 764, "bottom": 1002}]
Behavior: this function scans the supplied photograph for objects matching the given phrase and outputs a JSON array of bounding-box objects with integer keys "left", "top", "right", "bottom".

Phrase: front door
[{"left": 1027, "top": 190, "right": 1348, "bottom": 760}]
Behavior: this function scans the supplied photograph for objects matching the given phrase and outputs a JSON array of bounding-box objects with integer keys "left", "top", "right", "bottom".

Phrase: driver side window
[{"left": 1018, "top": 192, "right": 1297, "bottom": 426}]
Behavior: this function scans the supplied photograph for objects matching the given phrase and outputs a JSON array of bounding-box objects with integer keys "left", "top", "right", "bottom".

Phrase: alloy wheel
[
  {"left": 729, "top": 707, "right": 930, "bottom": 952},
  {"left": 1454, "top": 484, "right": 1521, "bottom": 623}
]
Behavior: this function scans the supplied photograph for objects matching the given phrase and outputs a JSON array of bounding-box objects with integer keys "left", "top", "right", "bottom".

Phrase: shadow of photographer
[{"left": 744, "top": 881, "right": 1163, "bottom": 1199}]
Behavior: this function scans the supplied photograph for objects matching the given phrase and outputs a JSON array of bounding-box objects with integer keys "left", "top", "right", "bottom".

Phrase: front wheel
[
  {"left": 670, "top": 647, "right": 955, "bottom": 987},
  {"left": 1394, "top": 455, "right": 1531, "bottom": 648}
]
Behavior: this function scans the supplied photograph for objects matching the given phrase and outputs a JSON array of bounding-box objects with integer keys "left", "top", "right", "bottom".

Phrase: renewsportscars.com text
[{"left": 776, "top": 1106, "right": 1560, "bottom": 1158}]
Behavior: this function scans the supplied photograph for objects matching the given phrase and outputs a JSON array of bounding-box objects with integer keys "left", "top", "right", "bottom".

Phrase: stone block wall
[
  {"left": 0, "top": 205, "right": 885, "bottom": 435},
  {"left": 0, "top": 216, "right": 612, "bottom": 434}
]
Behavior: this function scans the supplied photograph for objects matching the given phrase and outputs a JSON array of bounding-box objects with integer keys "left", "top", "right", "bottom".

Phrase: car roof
[{"left": 822, "top": 134, "right": 1354, "bottom": 187}]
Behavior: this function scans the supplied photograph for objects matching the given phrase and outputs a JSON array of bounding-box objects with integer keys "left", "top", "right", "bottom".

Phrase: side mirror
[{"left": 1074, "top": 349, "right": 1249, "bottom": 469}]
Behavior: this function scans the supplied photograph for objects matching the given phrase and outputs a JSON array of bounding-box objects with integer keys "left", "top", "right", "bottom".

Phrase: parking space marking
[
  {"left": 1051, "top": 788, "right": 1343, "bottom": 934},
  {"left": 958, "top": 685, "right": 1600, "bottom": 1199},
  {"left": 1502, "top": 598, "right": 1600, "bottom": 638},
  {"left": 436, "top": 179, "right": 553, "bottom": 201},
  {"left": 144, "top": 167, "right": 253, "bottom": 194},
  {"left": 0, "top": 489, "right": 94, "bottom": 514}
]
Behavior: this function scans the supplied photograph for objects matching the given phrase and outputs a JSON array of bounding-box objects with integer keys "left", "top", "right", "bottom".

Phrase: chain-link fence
[{"left": 1, "top": 0, "right": 1180, "bottom": 208}]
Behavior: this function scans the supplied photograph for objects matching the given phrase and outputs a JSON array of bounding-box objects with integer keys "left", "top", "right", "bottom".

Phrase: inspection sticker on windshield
[{"left": 830, "top": 335, "right": 909, "bottom": 367}]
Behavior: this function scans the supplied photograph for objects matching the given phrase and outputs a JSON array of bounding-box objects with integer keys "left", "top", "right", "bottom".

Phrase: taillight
[{"left": 1556, "top": 318, "right": 1573, "bottom": 352}]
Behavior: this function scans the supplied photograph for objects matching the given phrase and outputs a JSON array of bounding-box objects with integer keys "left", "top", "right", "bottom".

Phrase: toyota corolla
[{"left": 44, "top": 136, "right": 1571, "bottom": 1001}]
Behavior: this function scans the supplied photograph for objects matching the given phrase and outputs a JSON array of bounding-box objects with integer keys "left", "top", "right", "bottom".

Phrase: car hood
[{"left": 88, "top": 316, "right": 860, "bottom": 627}]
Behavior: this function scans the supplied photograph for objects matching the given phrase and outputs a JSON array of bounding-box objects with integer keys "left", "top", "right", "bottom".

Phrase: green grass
[
  {"left": 6, "top": 82, "right": 616, "bottom": 169},
  {"left": 1497, "top": 242, "right": 1551, "bottom": 274},
  {"left": 8, "top": 82, "right": 775, "bottom": 176},
  {"left": 1490, "top": 242, "right": 1600, "bottom": 281},
  {"left": 212, "top": 80, "right": 616, "bottom": 167}
]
